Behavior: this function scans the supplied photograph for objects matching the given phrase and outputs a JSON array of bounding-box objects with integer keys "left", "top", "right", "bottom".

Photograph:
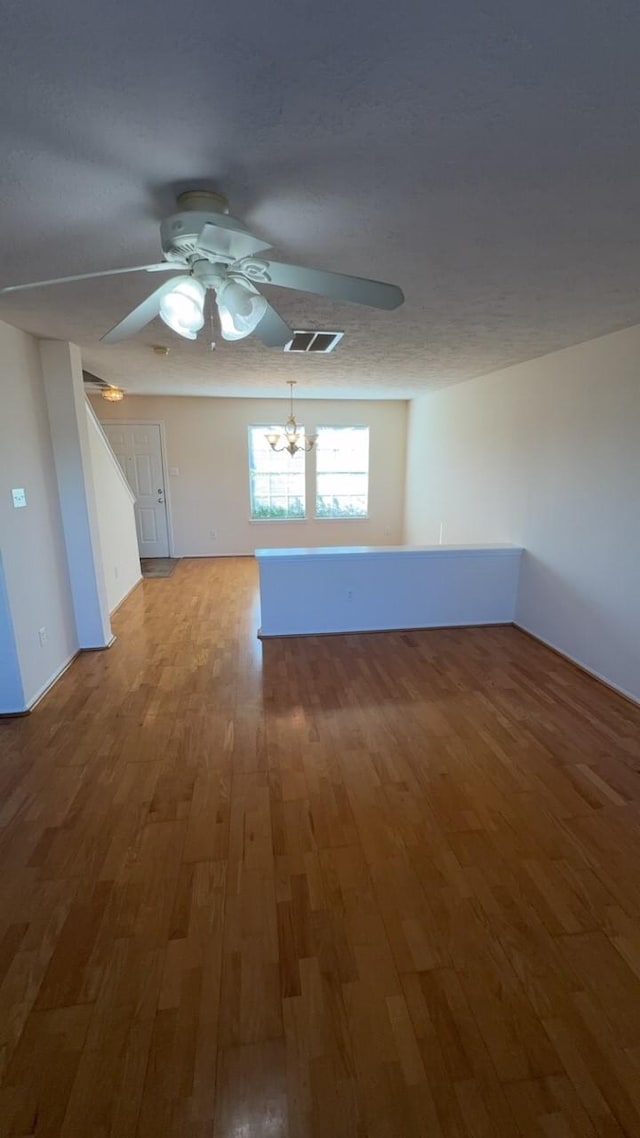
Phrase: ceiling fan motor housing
[{"left": 160, "top": 209, "right": 272, "bottom": 266}]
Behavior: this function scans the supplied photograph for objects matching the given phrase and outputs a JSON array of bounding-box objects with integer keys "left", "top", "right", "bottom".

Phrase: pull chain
[{"left": 209, "top": 294, "right": 216, "bottom": 351}]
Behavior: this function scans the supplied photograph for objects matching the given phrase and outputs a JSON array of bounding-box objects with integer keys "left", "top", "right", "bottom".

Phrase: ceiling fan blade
[
  {"left": 253, "top": 301, "right": 293, "bottom": 348},
  {"left": 0, "top": 262, "right": 185, "bottom": 296},
  {"left": 101, "top": 277, "right": 185, "bottom": 344},
  {"left": 242, "top": 260, "right": 404, "bottom": 310},
  {"left": 197, "top": 218, "right": 272, "bottom": 262}
]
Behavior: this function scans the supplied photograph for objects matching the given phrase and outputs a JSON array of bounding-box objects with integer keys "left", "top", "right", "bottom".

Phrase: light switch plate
[
  {"left": 169, "top": 466, "right": 180, "bottom": 476},
  {"left": 12, "top": 488, "right": 26, "bottom": 508}
]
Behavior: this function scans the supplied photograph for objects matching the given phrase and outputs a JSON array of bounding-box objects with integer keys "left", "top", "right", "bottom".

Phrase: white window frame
[
  {"left": 247, "top": 424, "right": 307, "bottom": 522},
  {"left": 314, "top": 425, "right": 370, "bottom": 521}
]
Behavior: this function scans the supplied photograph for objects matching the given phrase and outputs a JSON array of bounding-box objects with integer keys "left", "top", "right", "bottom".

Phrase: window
[
  {"left": 315, "top": 427, "right": 369, "bottom": 519},
  {"left": 248, "top": 426, "right": 306, "bottom": 520}
]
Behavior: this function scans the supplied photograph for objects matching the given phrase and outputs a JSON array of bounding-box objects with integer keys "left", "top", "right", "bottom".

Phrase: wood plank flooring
[{"left": 1, "top": 556, "right": 640, "bottom": 1136}]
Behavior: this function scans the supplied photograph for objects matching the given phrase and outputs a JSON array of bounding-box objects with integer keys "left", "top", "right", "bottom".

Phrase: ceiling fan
[{"left": 0, "top": 190, "right": 404, "bottom": 348}]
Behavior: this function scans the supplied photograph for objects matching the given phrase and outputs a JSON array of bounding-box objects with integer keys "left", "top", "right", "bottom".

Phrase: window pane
[
  {"left": 248, "top": 426, "right": 306, "bottom": 520},
  {"left": 315, "top": 427, "right": 369, "bottom": 518}
]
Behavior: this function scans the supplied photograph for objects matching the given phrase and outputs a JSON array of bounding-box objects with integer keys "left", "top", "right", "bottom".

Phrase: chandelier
[{"left": 265, "top": 381, "right": 316, "bottom": 455}]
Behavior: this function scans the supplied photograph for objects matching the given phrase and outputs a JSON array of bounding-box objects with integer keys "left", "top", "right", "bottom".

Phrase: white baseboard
[
  {"left": 6, "top": 625, "right": 121, "bottom": 716},
  {"left": 81, "top": 635, "right": 117, "bottom": 650},
  {"left": 23, "top": 649, "right": 80, "bottom": 713},
  {"left": 110, "top": 574, "right": 142, "bottom": 615},
  {"left": 514, "top": 622, "right": 639, "bottom": 708}
]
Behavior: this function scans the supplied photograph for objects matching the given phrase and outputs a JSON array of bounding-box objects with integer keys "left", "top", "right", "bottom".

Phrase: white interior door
[{"left": 103, "top": 423, "right": 170, "bottom": 557}]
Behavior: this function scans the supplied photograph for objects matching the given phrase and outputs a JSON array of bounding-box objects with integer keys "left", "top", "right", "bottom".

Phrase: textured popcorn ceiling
[{"left": 2, "top": 1, "right": 640, "bottom": 399}]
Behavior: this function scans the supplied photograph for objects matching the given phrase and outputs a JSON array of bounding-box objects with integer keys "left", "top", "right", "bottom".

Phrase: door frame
[{"left": 105, "top": 420, "right": 175, "bottom": 557}]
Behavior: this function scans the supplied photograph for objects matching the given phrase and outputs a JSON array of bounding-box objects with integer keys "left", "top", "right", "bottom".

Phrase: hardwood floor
[{"left": 1, "top": 556, "right": 640, "bottom": 1137}]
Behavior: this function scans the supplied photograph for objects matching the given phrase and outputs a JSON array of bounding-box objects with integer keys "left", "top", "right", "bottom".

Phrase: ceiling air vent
[{"left": 284, "top": 330, "right": 344, "bottom": 354}]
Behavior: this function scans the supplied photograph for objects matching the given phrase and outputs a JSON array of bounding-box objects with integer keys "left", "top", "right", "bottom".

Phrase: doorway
[{"left": 103, "top": 422, "right": 170, "bottom": 557}]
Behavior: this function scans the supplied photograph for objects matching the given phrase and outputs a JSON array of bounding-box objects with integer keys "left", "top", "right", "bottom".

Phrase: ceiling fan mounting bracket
[{"left": 176, "top": 190, "right": 230, "bottom": 214}]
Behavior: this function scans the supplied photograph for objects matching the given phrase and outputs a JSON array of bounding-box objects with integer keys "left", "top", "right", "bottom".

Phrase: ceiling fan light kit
[
  {"left": 216, "top": 278, "right": 267, "bottom": 341},
  {"left": 0, "top": 189, "right": 404, "bottom": 350},
  {"left": 159, "top": 276, "right": 205, "bottom": 339}
]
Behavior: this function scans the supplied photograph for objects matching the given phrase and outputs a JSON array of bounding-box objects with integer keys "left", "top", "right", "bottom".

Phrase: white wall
[
  {"left": 0, "top": 554, "right": 24, "bottom": 713},
  {"left": 0, "top": 320, "right": 77, "bottom": 711},
  {"left": 257, "top": 545, "right": 522, "bottom": 636},
  {"left": 41, "top": 341, "right": 112, "bottom": 649},
  {"left": 86, "top": 404, "right": 141, "bottom": 613},
  {"left": 93, "top": 395, "right": 407, "bottom": 556},
  {"left": 405, "top": 324, "right": 640, "bottom": 702}
]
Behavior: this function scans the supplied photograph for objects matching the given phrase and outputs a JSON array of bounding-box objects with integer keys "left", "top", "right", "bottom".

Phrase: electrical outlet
[
  {"left": 210, "top": 529, "right": 217, "bottom": 540},
  {"left": 346, "top": 589, "right": 353, "bottom": 601},
  {"left": 12, "top": 488, "right": 27, "bottom": 508},
  {"left": 38, "top": 627, "right": 47, "bottom": 647}
]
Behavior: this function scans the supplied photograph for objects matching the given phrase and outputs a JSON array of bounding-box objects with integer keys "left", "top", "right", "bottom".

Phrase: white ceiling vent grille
[{"left": 284, "top": 330, "right": 344, "bottom": 354}]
